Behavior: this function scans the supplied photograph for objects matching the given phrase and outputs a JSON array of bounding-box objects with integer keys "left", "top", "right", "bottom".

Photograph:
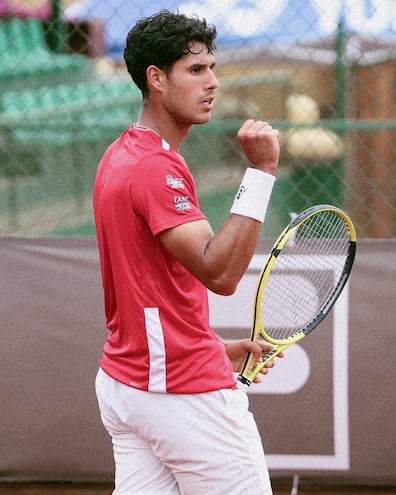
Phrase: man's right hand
[{"left": 237, "top": 119, "right": 280, "bottom": 175}]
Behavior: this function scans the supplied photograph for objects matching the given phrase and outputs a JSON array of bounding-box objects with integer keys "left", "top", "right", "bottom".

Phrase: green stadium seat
[
  {"left": 0, "top": 78, "right": 141, "bottom": 146},
  {"left": 0, "top": 18, "right": 92, "bottom": 90}
]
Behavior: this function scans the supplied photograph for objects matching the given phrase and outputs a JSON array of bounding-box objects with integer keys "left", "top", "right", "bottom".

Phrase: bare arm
[{"left": 158, "top": 120, "right": 280, "bottom": 295}]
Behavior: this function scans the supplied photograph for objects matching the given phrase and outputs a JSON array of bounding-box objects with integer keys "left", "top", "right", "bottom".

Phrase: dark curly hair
[{"left": 124, "top": 10, "right": 217, "bottom": 98}]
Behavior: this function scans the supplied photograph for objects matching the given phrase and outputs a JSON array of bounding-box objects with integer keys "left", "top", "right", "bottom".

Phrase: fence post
[{"left": 47, "top": 0, "right": 65, "bottom": 53}]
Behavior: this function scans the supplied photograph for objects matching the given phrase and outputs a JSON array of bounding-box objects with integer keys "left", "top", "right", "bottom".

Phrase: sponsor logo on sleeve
[
  {"left": 174, "top": 195, "right": 191, "bottom": 212},
  {"left": 166, "top": 174, "right": 184, "bottom": 189}
]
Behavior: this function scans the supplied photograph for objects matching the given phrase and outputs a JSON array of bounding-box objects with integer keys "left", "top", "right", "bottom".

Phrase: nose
[{"left": 207, "top": 70, "right": 219, "bottom": 90}]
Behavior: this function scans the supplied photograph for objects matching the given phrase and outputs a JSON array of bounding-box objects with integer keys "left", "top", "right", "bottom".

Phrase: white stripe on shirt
[{"left": 144, "top": 307, "right": 167, "bottom": 393}]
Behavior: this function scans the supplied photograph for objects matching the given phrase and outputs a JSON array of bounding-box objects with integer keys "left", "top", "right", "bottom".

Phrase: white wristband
[{"left": 230, "top": 168, "right": 276, "bottom": 223}]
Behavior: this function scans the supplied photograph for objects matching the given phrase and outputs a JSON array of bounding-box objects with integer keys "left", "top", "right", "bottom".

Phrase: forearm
[
  {"left": 202, "top": 214, "right": 261, "bottom": 295},
  {"left": 202, "top": 169, "right": 275, "bottom": 294}
]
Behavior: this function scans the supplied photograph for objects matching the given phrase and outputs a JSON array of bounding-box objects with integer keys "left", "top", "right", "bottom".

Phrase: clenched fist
[{"left": 237, "top": 119, "right": 280, "bottom": 175}]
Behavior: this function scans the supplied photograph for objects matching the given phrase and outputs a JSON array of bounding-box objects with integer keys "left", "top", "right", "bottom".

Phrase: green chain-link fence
[{"left": 0, "top": 0, "right": 395, "bottom": 238}]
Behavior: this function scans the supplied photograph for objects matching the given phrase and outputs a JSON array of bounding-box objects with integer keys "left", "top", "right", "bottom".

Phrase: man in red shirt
[{"left": 93, "top": 10, "right": 281, "bottom": 495}]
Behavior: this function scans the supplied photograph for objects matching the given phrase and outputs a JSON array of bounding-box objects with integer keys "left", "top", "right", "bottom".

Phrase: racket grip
[
  {"left": 238, "top": 347, "right": 281, "bottom": 386},
  {"left": 237, "top": 372, "right": 254, "bottom": 386},
  {"left": 238, "top": 361, "right": 266, "bottom": 385},
  {"left": 237, "top": 352, "right": 259, "bottom": 386},
  {"left": 237, "top": 350, "right": 269, "bottom": 385}
]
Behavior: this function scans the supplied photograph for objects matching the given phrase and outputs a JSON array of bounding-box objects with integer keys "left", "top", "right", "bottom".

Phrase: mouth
[{"left": 202, "top": 96, "right": 215, "bottom": 109}]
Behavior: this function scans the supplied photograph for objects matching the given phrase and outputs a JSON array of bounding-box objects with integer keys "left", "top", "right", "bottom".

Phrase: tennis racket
[{"left": 238, "top": 204, "right": 356, "bottom": 386}]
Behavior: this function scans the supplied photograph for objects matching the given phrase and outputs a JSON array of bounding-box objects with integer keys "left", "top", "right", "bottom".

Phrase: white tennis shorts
[{"left": 95, "top": 367, "right": 272, "bottom": 495}]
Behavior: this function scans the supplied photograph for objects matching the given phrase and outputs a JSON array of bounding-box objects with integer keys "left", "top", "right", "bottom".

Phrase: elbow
[
  {"left": 207, "top": 278, "right": 238, "bottom": 296},
  {"left": 197, "top": 261, "right": 243, "bottom": 296},
  {"left": 217, "top": 285, "right": 237, "bottom": 296}
]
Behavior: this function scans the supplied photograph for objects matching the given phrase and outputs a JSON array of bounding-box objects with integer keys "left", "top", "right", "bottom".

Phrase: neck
[{"left": 137, "top": 101, "right": 191, "bottom": 152}]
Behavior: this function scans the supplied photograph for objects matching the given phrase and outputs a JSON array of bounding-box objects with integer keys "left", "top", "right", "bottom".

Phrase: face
[{"left": 161, "top": 42, "right": 219, "bottom": 127}]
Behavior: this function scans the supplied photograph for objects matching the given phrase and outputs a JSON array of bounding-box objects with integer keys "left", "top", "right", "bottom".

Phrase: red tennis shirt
[{"left": 93, "top": 124, "right": 236, "bottom": 393}]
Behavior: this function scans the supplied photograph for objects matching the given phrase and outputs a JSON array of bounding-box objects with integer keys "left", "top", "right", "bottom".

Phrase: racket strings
[
  {"left": 293, "top": 213, "right": 349, "bottom": 255},
  {"left": 261, "top": 212, "right": 350, "bottom": 341}
]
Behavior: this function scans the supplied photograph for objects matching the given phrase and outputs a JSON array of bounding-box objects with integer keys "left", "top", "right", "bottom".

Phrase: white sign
[{"left": 208, "top": 253, "right": 350, "bottom": 470}]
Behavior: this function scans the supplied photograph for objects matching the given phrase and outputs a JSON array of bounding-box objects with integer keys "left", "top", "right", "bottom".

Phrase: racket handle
[
  {"left": 237, "top": 346, "right": 283, "bottom": 386},
  {"left": 247, "top": 348, "right": 281, "bottom": 383},
  {"left": 237, "top": 352, "right": 259, "bottom": 386},
  {"left": 237, "top": 372, "right": 254, "bottom": 386},
  {"left": 237, "top": 354, "right": 272, "bottom": 386}
]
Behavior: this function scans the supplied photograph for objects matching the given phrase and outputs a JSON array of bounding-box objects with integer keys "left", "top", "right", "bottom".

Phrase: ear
[{"left": 146, "top": 65, "right": 166, "bottom": 93}]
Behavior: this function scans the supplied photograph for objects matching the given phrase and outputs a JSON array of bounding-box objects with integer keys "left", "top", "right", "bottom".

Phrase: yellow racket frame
[{"left": 238, "top": 204, "right": 356, "bottom": 385}]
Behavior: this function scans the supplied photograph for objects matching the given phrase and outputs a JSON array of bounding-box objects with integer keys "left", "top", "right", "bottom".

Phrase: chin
[{"left": 195, "top": 113, "right": 212, "bottom": 124}]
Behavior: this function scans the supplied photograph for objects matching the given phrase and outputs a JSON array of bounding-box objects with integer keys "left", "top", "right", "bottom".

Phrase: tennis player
[{"left": 93, "top": 10, "right": 281, "bottom": 495}]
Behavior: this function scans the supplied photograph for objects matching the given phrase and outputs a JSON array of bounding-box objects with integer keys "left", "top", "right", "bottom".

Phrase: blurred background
[
  {"left": 0, "top": 0, "right": 395, "bottom": 239},
  {"left": 0, "top": 3, "right": 395, "bottom": 494}
]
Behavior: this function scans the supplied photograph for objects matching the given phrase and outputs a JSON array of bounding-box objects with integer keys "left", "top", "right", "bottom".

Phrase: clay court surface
[{"left": 0, "top": 482, "right": 395, "bottom": 495}]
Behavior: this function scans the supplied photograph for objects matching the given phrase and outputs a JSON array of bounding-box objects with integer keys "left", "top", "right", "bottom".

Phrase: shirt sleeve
[{"left": 129, "top": 150, "right": 207, "bottom": 236}]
